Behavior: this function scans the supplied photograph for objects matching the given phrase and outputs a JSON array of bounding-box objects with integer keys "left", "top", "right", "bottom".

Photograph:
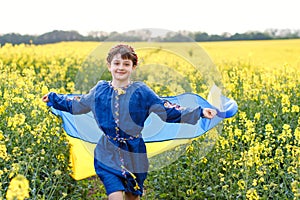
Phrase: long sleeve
[
  {"left": 47, "top": 83, "right": 97, "bottom": 115},
  {"left": 144, "top": 85, "right": 204, "bottom": 125},
  {"left": 47, "top": 92, "right": 73, "bottom": 113}
]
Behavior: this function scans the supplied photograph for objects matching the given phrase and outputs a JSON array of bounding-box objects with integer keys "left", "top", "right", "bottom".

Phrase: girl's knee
[
  {"left": 125, "top": 192, "right": 140, "bottom": 200},
  {"left": 108, "top": 191, "right": 123, "bottom": 200}
]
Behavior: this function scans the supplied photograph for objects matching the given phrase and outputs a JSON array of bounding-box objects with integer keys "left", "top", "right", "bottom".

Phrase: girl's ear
[{"left": 132, "top": 65, "right": 137, "bottom": 70}]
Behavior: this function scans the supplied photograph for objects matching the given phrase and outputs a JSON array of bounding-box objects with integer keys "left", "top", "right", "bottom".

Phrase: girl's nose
[{"left": 118, "top": 63, "right": 125, "bottom": 69}]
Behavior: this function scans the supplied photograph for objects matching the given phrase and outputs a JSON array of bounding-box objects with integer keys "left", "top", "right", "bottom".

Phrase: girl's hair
[{"left": 106, "top": 44, "right": 138, "bottom": 66}]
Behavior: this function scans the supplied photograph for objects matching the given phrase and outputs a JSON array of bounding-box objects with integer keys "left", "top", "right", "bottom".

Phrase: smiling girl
[{"left": 42, "top": 44, "right": 217, "bottom": 200}]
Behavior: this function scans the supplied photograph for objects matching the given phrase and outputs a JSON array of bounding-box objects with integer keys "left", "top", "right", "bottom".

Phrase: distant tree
[
  {"left": 264, "top": 28, "right": 300, "bottom": 39},
  {"left": 229, "top": 32, "right": 272, "bottom": 40},
  {"left": 221, "top": 32, "right": 232, "bottom": 39},
  {"left": 1, "top": 28, "right": 300, "bottom": 46},
  {"left": 0, "top": 33, "right": 35, "bottom": 45},
  {"left": 34, "top": 30, "right": 84, "bottom": 44},
  {"left": 265, "top": 28, "right": 279, "bottom": 38},
  {"left": 86, "top": 31, "right": 109, "bottom": 41},
  {"left": 163, "top": 32, "right": 194, "bottom": 42},
  {"left": 250, "top": 32, "right": 272, "bottom": 40},
  {"left": 105, "top": 32, "right": 143, "bottom": 42},
  {"left": 194, "top": 32, "right": 210, "bottom": 41},
  {"left": 209, "top": 34, "right": 223, "bottom": 41},
  {"left": 229, "top": 33, "right": 248, "bottom": 40}
]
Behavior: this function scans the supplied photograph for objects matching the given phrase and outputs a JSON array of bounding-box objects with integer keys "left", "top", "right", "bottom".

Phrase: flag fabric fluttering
[{"left": 50, "top": 85, "right": 238, "bottom": 180}]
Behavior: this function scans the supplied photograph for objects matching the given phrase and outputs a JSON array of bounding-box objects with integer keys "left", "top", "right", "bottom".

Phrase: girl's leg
[
  {"left": 125, "top": 192, "right": 139, "bottom": 200},
  {"left": 108, "top": 191, "right": 124, "bottom": 200}
]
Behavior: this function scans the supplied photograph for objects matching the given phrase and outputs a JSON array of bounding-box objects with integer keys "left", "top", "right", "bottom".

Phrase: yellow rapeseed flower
[
  {"left": 237, "top": 179, "right": 246, "bottom": 190},
  {"left": 201, "top": 157, "right": 208, "bottom": 164},
  {"left": 265, "top": 124, "right": 274, "bottom": 138},
  {"left": 6, "top": 174, "right": 30, "bottom": 200},
  {"left": 0, "top": 169, "right": 4, "bottom": 176},
  {"left": 291, "top": 181, "right": 300, "bottom": 198},
  {"left": 259, "top": 177, "right": 264, "bottom": 183},
  {"left": 295, "top": 127, "right": 300, "bottom": 145},
  {"left": 30, "top": 110, "right": 39, "bottom": 118},
  {"left": 186, "top": 189, "right": 194, "bottom": 196},
  {"left": 7, "top": 113, "right": 26, "bottom": 128},
  {"left": 254, "top": 113, "right": 261, "bottom": 121},
  {"left": 186, "top": 144, "right": 194, "bottom": 153},
  {"left": 265, "top": 124, "right": 273, "bottom": 132},
  {"left": 281, "top": 94, "right": 290, "bottom": 107},
  {"left": 0, "top": 144, "right": 8, "bottom": 160},
  {"left": 41, "top": 85, "right": 49, "bottom": 95},
  {"left": 9, "top": 163, "right": 20, "bottom": 179},
  {"left": 291, "top": 105, "right": 299, "bottom": 113},
  {"left": 0, "top": 105, "right": 6, "bottom": 115},
  {"left": 246, "top": 188, "right": 260, "bottom": 200},
  {"left": 54, "top": 170, "right": 62, "bottom": 176},
  {"left": 252, "top": 179, "right": 258, "bottom": 186},
  {"left": 12, "top": 97, "right": 25, "bottom": 104},
  {"left": 0, "top": 130, "right": 4, "bottom": 141},
  {"left": 56, "top": 153, "right": 65, "bottom": 162}
]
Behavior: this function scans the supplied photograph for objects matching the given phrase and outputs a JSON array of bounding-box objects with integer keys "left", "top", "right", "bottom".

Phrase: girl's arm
[
  {"left": 42, "top": 92, "right": 73, "bottom": 113},
  {"left": 42, "top": 85, "right": 97, "bottom": 115},
  {"left": 144, "top": 86, "right": 216, "bottom": 125}
]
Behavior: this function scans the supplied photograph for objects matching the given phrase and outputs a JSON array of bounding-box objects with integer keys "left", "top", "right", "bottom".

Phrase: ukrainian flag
[{"left": 50, "top": 85, "right": 238, "bottom": 180}]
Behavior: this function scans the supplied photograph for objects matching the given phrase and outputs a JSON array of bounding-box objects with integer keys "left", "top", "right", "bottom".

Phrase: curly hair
[{"left": 106, "top": 44, "right": 138, "bottom": 66}]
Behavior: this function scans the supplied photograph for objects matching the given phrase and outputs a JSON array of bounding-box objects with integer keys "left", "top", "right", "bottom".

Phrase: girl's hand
[
  {"left": 42, "top": 94, "right": 49, "bottom": 103},
  {"left": 203, "top": 108, "right": 217, "bottom": 119}
]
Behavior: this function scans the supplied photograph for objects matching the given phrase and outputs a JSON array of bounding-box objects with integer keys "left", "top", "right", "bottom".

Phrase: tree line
[{"left": 1, "top": 29, "right": 300, "bottom": 46}]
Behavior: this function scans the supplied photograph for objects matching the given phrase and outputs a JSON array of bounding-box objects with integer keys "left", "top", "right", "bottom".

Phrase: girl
[{"left": 42, "top": 44, "right": 217, "bottom": 200}]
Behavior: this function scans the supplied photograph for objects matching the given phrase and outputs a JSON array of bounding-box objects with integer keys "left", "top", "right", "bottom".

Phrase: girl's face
[{"left": 108, "top": 53, "right": 136, "bottom": 84}]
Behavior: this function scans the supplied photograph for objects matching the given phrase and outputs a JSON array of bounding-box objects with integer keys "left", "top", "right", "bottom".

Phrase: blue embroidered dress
[{"left": 47, "top": 81, "right": 204, "bottom": 196}]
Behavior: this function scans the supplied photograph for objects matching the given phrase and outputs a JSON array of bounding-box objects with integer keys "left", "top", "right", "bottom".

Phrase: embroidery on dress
[
  {"left": 163, "top": 100, "right": 186, "bottom": 110},
  {"left": 73, "top": 96, "right": 81, "bottom": 101}
]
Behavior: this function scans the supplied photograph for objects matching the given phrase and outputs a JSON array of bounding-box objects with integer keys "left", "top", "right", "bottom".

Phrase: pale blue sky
[{"left": 1, "top": 0, "right": 299, "bottom": 35}]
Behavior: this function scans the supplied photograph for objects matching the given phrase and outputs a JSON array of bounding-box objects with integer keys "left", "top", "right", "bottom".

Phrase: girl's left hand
[
  {"left": 203, "top": 108, "right": 217, "bottom": 119},
  {"left": 42, "top": 94, "right": 49, "bottom": 103}
]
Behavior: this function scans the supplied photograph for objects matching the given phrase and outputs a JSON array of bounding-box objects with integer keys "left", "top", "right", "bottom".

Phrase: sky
[{"left": 1, "top": 0, "right": 299, "bottom": 36}]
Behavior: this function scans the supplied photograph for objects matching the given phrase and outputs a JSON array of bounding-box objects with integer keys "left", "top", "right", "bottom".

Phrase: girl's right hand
[
  {"left": 202, "top": 108, "right": 217, "bottom": 119},
  {"left": 42, "top": 94, "right": 49, "bottom": 102}
]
